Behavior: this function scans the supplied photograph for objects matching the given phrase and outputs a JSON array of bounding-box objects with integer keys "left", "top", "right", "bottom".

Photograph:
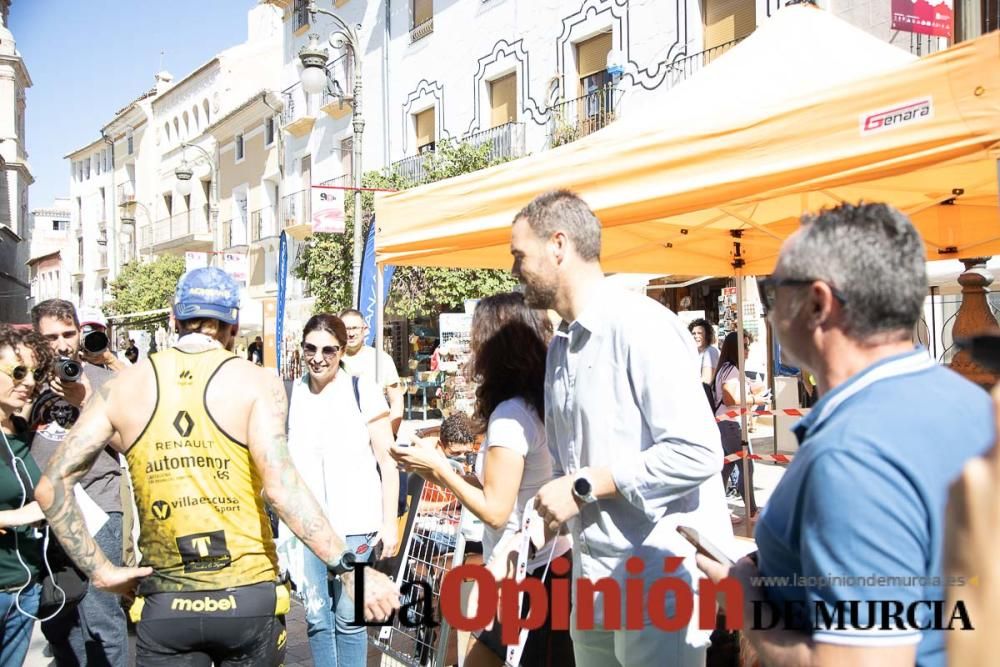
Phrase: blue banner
[
  {"left": 358, "top": 218, "right": 395, "bottom": 346},
  {"left": 276, "top": 231, "right": 288, "bottom": 372}
]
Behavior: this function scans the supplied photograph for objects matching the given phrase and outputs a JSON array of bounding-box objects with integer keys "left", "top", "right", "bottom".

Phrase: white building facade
[{"left": 26, "top": 197, "right": 72, "bottom": 306}]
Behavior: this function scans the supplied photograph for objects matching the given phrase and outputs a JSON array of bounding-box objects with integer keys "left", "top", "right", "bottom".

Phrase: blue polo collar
[{"left": 793, "top": 347, "right": 934, "bottom": 443}]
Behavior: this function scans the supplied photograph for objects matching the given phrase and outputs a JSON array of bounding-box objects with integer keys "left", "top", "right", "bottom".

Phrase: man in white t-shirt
[{"left": 339, "top": 309, "right": 404, "bottom": 436}]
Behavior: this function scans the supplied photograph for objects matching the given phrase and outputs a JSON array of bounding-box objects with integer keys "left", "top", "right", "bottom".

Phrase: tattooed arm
[
  {"left": 248, "top": 373, "right": 400, "bottom": 621},
  {"left": 34, "top": 382, "right": 152, "bottom": 595}
]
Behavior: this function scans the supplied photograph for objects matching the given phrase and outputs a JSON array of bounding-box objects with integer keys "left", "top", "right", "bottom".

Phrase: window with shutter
[
  {"left": 415, "top": 108, "right": 435, "bottom": 151},
  {"left": 413, "top": 0, "right": 432, "bottom": 27},
  {"left": 576, "top": 32, "right": 613, "bottom": 93},
  {"left": 703, "top": 0, "right": 755, "bottom": 51},
  {"left": 489, "top": 73, "right": 517, "bottom": 128}
]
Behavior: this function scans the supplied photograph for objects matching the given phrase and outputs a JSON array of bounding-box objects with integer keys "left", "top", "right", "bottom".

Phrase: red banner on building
[{"left": 891, "top": 0, "right": 953, "bottom": 38}]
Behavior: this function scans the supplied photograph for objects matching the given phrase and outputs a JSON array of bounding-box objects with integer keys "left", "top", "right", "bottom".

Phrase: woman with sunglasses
[
  {"left": 391, "top": 293, "right": 574, "bottom": 666},
  {"left": 279, "top": 314, "right": 399, "bottom": 667},
  {"left": 0, "top": 326, "right": 52, "bottom": 665}
]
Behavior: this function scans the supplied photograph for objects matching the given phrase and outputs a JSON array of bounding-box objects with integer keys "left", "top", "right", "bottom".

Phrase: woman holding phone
[
  {"left": 280, "top": 313, "right": 399, "bottom": 667},
  {"left": 391, "top": 293, "right": 573, "bottom": 666}
]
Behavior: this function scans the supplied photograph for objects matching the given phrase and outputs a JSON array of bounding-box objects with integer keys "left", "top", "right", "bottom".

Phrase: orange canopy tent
[{"left": 374, "top": 7, "right": 1000, "bottom": 276}]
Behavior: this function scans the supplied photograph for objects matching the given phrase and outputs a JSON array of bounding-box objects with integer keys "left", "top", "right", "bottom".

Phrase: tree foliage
[
  {"left": 105, "top": 255, "right": 186, "bottom": 322},
  {"left": 294, "top": 138, "right": 520, "bottom": 319}
]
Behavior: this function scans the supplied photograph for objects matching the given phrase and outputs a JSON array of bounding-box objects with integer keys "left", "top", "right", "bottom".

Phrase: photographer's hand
[{"left": 50, "top": 373, "right": 91, "bottom": 408}]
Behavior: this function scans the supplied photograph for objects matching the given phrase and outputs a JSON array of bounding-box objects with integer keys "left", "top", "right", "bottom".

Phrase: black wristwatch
[{"left": 328, "top": 550, "right": 358, "bottom": 576}]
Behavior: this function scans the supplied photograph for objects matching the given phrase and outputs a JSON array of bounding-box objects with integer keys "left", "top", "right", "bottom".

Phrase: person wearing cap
[
  {"left": 34, "top": 267, "right": 402, "bottom": 666},
  {"left": 29, "top": 299, "right": 128, "bottom": 666},
  {"left": 77, "top": 307, "right": 126, "bottom": 373}
]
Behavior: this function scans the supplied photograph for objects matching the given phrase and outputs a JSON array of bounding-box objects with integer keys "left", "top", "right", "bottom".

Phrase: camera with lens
[
  {"left": 81, "top": 328, "right": 109, "bottom": 356},
  {"left": 55, "top": 357, "right": 83, "bottom": 383}
]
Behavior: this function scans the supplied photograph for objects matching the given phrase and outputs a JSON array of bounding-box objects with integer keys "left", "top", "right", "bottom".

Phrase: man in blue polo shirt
[{"left": 699, "top": 203, "right": 993, "bottom": 667}]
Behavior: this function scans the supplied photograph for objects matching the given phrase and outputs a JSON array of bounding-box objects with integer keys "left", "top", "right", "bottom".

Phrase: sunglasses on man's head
[
  {"left": 302, "top": 343, "right": 341, "bottom": 359},
  {"left": 0, "top": 364, "right": 46, "bottom": 384}
]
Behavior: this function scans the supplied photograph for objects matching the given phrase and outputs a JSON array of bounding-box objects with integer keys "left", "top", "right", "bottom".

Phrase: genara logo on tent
[{"left": 860, "top": 98, "right": 933, "bottom": 134}]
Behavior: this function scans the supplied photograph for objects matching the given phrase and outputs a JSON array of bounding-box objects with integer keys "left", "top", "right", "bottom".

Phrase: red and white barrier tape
[
  {"left": 716, "top": 407, "right": 808, "bottom": 421},
  {"left": 723, "top": 451, "right": 794, "bottom": 464}
]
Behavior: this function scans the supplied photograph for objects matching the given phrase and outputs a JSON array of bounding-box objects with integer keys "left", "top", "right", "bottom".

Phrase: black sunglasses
[
  {"left": 757, "top": 277, "right": 848, "bottom": 316},
  {"left": 302, "top": 343, "right": 341, "bottom": 359},
  {"left": 0, "top": 364, "right": 47, "bottom": 384}
]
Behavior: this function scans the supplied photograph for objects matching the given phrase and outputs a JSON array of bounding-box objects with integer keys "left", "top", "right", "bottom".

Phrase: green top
[{"left": 0, "top": 422, "right": 42, "bottom": 589}]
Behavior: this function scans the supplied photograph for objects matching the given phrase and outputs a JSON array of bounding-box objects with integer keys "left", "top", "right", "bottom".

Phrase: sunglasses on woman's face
[
  {"left": 302, "top": 343, "right": 341, "bottom": 360},
  {"left": 0, "top": 364, "right": 46, "bottom": 384}
]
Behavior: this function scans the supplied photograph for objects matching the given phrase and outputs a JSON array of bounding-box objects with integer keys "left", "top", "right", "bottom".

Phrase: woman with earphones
[{"left": 0, "top": 325, "right": 52, "bottom": 665}]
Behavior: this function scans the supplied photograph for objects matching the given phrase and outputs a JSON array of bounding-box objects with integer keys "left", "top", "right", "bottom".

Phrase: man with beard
[
  {"left": 511, "top": 190, "right": 731, "bottom": 666},
  {"left": 30, "top": 299, "right": 128, "bottom": 666}
]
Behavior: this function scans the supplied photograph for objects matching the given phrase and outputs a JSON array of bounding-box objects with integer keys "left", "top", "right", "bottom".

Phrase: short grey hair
[
  {"left": 514, "top": 190, "right": 601, "bottom": 261},
  {"left": 776, "top": 203, "right": 926, "bottom": 341}
]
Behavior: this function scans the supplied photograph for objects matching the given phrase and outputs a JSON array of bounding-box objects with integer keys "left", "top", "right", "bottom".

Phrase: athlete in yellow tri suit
[{"left": 36, "top": 267, "right": 401, "bottom": 666}]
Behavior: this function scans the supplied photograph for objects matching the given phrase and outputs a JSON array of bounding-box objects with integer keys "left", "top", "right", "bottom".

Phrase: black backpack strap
[{"left": 352, "top": 375, "right": 361, "bottom": 414}]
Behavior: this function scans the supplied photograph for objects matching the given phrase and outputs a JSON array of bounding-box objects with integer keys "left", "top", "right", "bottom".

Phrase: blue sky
[{"left": 10, "top": 0, "right": 256, "bottom": 212}]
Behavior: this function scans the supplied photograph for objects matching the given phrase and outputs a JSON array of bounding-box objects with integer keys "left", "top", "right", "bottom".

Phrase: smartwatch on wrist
[
  {"left": 328, "top": 549, "right": 358, "bottom": 577},
  {"left": 572, "top": 470, "right": 598, "bottom": 505}
]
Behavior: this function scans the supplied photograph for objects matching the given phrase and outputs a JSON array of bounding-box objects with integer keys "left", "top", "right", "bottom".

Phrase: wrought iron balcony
[
  {"left": 293, "top": 0, "right": 309, "bottom": 30},
  {"left": 389, "top": 122, "right": 525, "bottom": 185},
  {"left": 139, "top": 211, "right": 211, "bottom": 249},
  {"left": 281, "top": 84, "right": 316, "bottom": 137},
  {"left": 547, "top": 84, "right": 621, "bottom": 148},
  {"left": 116, "top": 182, "right": 135, "bottom": 203},
  {"left": 466, "top": 122, "right": 526, "bottom": 162},
  {"left": 410, "top": 17, "right": 434, "bottom": 43},
  {"left": 281, "top": 190, "right": 308, "bottom": 230}
]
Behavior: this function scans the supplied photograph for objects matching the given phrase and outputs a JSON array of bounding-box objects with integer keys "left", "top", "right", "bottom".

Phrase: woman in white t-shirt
[
  {"left": 714, "top": 331, "right": 768, "bottom": 525},
  {"left": 391, "top": 293, "right": 574, "bottom": 667},
  {"left": 282, "top": 314, "right": 399, "bottom": 667},
  {"left": 688, "top": 317, "right": 720, "bottom": 385}
]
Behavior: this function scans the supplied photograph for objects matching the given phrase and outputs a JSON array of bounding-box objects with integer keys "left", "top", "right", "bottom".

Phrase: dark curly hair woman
[
  {"left": 391, "top": 292, "right": 575, "bottom": 666},
  {"left": 0, "top": 325, "right": 53, "bottom": 664}
]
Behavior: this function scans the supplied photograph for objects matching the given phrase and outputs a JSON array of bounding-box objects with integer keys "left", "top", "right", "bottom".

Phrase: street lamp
[
  {"left": 175, "top": 142, "right": 219, "bottom": 235},
  {"left": 174, "top": 162, "right": 194, "bottom": 196},
  {"left": 298, "top": 1, "right": 365, "bottom": 308}
]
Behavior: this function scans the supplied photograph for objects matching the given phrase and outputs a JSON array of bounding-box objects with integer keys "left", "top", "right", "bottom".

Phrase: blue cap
[{"left": 174, "top": 267, "right": 240, "bottom": 324}]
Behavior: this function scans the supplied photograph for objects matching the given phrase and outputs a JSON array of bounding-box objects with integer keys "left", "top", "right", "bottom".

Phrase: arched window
[
  {"left": 183, "top": 111, "right": 190, "bottom": 138},
  {"left": 203, "top": 99, "right": 210, "bottom": 125},
  {"left": 192, "top": 105, "right": 200, "bottom": 131},
  {"left": 164, "top": 122, "right": 171, "bottom": 143},
  {"left": 173, "top": 118, "right": 180, "bottom": 138}
]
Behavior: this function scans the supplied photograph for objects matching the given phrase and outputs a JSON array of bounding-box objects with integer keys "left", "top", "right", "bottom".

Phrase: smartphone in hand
[{"left": 677, "top": 525, "right": 735, "bottom": 567}]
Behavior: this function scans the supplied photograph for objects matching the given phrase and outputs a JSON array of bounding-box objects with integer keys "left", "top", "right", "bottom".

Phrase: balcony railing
[
  {"left": 281, "top": 85, "right": 312, "bottom": 126},
  {"left": 548, "top": 83, "right": 621, "bottom": 148},
  {"left": 661, "top": 37, "right": 744, "bottom": 87},
  {"left": 250, "top": 209, "right": 265, "bottom": 242},
  {"left": 139, "top": 211, "right": 211, "bottom": 248},
  {"left": 293, "top": 0, "right": 309, "bottom": 30},
  {"left": 116, "top": 182, "right": 135, "bottom": 203},
  {"left": 391, "top": 151, "right": 434, "bottom": 186},
  {"left": 410, "top": 17, "right": 433, "bottom": 43},
  {"left": 466, "top": 122, "right": 526, "bottom": 162},
  {"left": 281, "top": 190, "right": 309, "bottom": 230}
]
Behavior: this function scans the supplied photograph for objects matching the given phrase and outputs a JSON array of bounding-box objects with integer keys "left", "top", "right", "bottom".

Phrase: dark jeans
[
  {"left": 718, "top": 421, "right": 758, "bottom": 515},
  {"left": 42, "top": 511, "right": 128, "bottom": 667}
]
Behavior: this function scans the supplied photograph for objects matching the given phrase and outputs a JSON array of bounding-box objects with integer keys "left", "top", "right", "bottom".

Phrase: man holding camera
[{"left": 29, "top": 299, "right": 128, "bottom": 667}]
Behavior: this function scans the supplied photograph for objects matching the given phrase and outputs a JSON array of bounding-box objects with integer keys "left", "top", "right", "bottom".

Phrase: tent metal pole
[
  {"left": 375, "top": 262, "right": 384, "bottom": 385},
  {"left": 733, "top": 235, "right": 753, "bottom": 537}
]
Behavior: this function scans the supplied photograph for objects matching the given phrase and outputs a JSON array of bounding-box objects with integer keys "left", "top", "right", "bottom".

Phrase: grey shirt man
[
  {"left": 545, "top": 280, "right": 731, "bottom": 641},
  {"left": 29, "top": 363, "right": 122, "bottom": 512}
]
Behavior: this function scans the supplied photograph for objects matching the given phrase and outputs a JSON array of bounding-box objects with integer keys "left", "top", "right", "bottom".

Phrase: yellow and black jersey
[{"left": 126, "top": 347, "right": 277, "bottom": 594}]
